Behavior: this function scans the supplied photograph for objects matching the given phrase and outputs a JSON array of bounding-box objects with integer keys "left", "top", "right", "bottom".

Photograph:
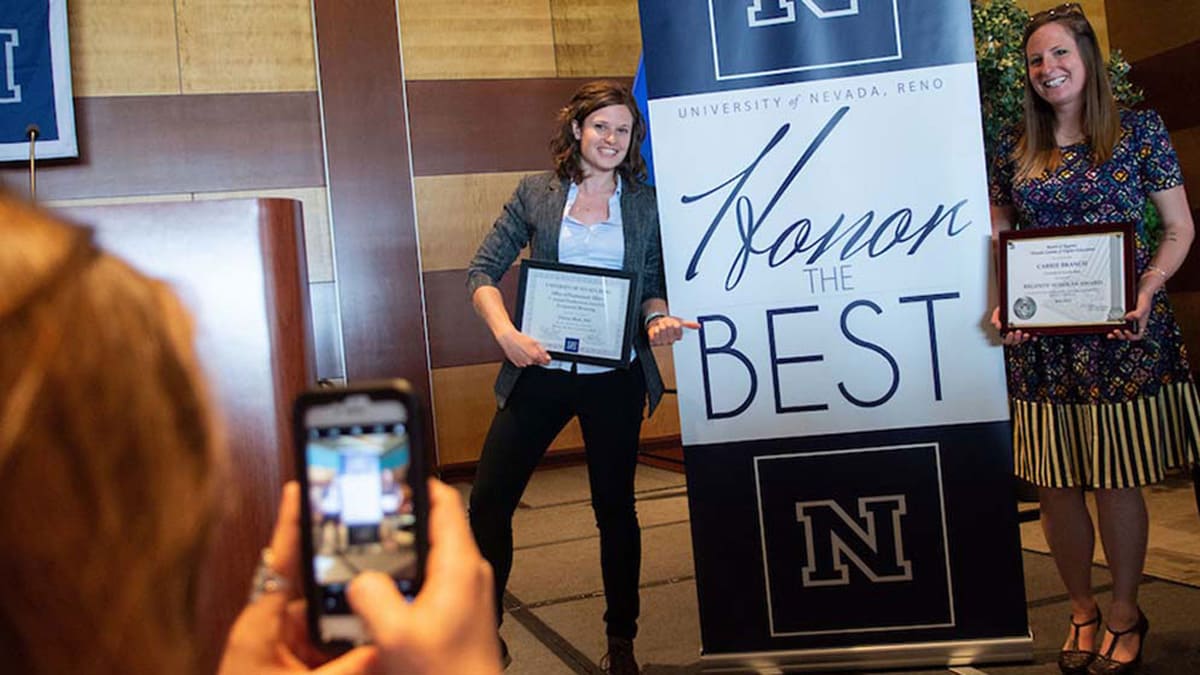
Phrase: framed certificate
[
  {"left": 513, "top": 260, "right": 641, "bottom": 368},
  {"left": 998, "top": 223, "right": 1135, "bottom": 335}
]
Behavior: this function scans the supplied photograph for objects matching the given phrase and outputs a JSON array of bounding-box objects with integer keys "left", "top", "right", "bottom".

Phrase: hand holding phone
[
  {"left": 347, "top": 480, "right": 502, "bottom": 675},
  {"left": 219, "top": 478, "right": 501, "bottom": 675},
  {"left": 294, "top": 381, "right": 430, "bottom": 652},
  {"left": 217, "top": 482, "right": 378, "bottom": 675}
]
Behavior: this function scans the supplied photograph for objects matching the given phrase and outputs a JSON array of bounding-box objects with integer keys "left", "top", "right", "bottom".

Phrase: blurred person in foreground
[{"left": 0, "top": 192, "right": 500, "bottom": 675}]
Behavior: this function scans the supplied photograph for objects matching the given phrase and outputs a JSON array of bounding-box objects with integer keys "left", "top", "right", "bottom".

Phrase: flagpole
[{"left": 26, "top": 124, "right": 40, "bottom": 202}]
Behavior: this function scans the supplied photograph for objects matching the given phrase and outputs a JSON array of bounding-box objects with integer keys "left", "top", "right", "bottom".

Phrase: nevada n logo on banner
[
  {"left": 748, "top": 0, "right": 860, "bottom": 27},
  {"left": 796, "top": 495, "right": 911, "bottom": 586},
  {"left": 0, "top": 0, "right": 77, "bottom": 162},
  {"left": 755, "top": 444, "right": 952, "bottom": 636},
  {"left": 711, "top": 0, "right": 900, "bottom": 80}
]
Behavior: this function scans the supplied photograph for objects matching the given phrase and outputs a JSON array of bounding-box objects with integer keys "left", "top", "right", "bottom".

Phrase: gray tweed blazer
[{"left": 466, "top": 171, "right": 667, "bottom": 415}]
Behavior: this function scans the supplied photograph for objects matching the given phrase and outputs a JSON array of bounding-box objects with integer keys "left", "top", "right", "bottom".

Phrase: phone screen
[{"left": 299, "top": 391, "right": 423, "bottom": 646}]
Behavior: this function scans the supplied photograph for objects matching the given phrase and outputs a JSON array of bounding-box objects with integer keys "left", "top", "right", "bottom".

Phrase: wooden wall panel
[
  {"left": 397, "top": 0, "right": 556, "bottom": 80},
  {"left": 177, "top": 0, "right": 317, "bottom": 93},
  {"left": 1020, "top": 0, "right": 1109, "bottom": 54},
  {"left": 432, "top": 363, "right": 586, "bottom": 466},
  {"left": 68, "top": 0, "right": 181, "bottom": 96},
  {"left": 1169, "top": 292, "right": 1200, "bottom": 374},
  {"left": 550, "top": 0, "right": 642, "bottom": 77},
  {"left": 407, "top": 78, "right": 631, "bottom": 176},
  {"left": 1106, "top": 0, "right": 1200, "bottom": 370},
  {"left": 0, "top": 94, "right": 325, "bottom": 201},
  {"left": 642, "top": 345, "right": 680, "bottom": 439},
  {"left": 1104, "top": 0, "right": 1199, "bottom": 63},
  {"left": 424, "top": 267, "right": 515, "bottom": 369},
  {"left": 1127, "top": 41, "right": 1200, "bottom": 134},
  {"left": 312, "top": 0, "right": 436, "bottom": 462},
  {"left": 1172, "top": 126, "right": 1200, "bottom": 211},
  {"left": 416, "top": 171, "right": 537, "bottom": 272}
]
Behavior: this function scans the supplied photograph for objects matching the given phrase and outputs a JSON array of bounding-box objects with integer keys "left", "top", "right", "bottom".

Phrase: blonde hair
[
  {"left": 0, "top": 195, "right": 225, "bottom": 674},
  {"left": 1014, "top": 8, "right": 1121, "bottom": 181}
]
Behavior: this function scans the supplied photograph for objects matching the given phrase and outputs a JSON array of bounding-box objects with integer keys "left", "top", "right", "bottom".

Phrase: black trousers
[{"left": 469, "top": 365, "right": 646, "bottom": 639}]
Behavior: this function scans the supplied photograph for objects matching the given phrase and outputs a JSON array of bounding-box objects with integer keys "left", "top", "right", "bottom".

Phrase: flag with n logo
[{"left": 0, "top": 0, "right": 76, "bottom": 162}]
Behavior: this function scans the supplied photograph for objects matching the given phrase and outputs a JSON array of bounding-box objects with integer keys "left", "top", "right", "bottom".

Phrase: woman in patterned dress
[{"left": 988, "top": 5, "right": 1199, "bottom": 675}]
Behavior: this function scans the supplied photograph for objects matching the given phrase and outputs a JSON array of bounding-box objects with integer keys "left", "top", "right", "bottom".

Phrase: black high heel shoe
[
  {"left": 1058, "top": 608, "right": 1102, "bottom": 674},
  {"left": 1088, "top": 609, "right": 1149, "bottom": 675}
]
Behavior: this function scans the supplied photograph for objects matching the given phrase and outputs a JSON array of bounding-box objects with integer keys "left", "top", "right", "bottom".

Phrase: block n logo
[
  {"left": 796, "top": 496, "right": 911, "bottom": 586},
  {"left": 747, "top": 0, "right": 860, "bottom": 27},
  {"left": 0, "top": 29, "right": 21, "bottom": 103},
  {"left": 711, "top": 0, "right": 901, "bottom": 80}
]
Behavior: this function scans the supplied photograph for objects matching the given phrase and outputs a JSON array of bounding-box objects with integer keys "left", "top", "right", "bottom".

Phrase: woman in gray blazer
[{"left": 466, "top": 81, "right": 694, "bottom": 675}]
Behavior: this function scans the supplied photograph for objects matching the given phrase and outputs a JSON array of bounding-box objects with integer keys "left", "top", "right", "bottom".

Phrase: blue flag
[
  {"left": 632, "top": 56, "right": 654, "bottom": 185},
  {"left": 0, "top": 0, "right": 77, "bottom": 161}
]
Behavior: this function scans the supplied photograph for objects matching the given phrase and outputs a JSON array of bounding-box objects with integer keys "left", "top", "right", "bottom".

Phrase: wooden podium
[{"left": 60, "top": 198, "right": 315, "bottom": 669}]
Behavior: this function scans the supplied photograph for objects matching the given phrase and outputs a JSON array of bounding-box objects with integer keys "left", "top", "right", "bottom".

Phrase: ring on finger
[{"left": 250, "top": 547, "right": 291, "bottom": 601}]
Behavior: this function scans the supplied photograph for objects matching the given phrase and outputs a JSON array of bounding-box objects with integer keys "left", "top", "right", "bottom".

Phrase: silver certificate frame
[
  {"left": 513, "top": 260, "right": 640, "bottom": 368},
  {"left": 998, "top": 223, "right": 1135, "bottom": 335}
]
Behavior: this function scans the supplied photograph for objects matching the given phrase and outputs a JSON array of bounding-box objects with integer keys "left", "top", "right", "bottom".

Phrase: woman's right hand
[
  {"left": 990, "top": 306, "right": 1035, "bottom": 346},
  {"left": 349, "top": 480, "right": 501, "bottom": 675},
  {"left": 496, "top": 328, "right": 551, "bottom": 367}
]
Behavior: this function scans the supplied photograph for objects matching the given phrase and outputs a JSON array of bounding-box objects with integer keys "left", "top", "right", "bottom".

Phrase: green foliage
[
  {"left": 973, "top": 0, "right": 1030, "bottom": 161},
  {"left": 972, "top": 0, "right": 1154, "bottom": 236}
]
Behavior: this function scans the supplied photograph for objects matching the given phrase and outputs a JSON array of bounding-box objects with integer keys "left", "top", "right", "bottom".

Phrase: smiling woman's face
[
  {"left": 1026, "top": 21, "right": 1087, "bottom": 111},
  {"left": 572, "top": 104, "right": 633, "bottom": 177}
]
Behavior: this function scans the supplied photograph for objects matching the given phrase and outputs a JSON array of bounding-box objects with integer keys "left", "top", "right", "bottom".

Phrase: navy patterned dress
[{"left": 990, "top": 108, "right": 1200, "bottom": 488}]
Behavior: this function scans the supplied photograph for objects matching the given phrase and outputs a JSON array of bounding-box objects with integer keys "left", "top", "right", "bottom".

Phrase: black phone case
[{"left": 292, "top": 379, "right": 429, "bottom": 653}]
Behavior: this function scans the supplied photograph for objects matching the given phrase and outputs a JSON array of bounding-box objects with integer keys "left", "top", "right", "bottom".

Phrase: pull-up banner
[
  {"left": 637, "top": 1, "right": 1031, "bottom": 670},
  {"left": 0, "top": 0, "right": 77, "bottom": 162}
]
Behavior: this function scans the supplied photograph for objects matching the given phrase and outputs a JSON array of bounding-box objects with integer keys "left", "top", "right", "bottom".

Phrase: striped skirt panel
[{"left": 1011, "top": 381, "right": 1200, "bottom": 488}]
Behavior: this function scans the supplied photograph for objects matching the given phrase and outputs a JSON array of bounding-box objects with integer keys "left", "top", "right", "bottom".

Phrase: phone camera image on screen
[{"left": 305, "top": 420, "right": 417, "bottom": 640}]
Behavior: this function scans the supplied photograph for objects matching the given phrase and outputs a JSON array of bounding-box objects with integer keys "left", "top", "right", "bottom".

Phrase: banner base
[{"left": 699, "top": 634, "right": 1033, "bottom": 673}]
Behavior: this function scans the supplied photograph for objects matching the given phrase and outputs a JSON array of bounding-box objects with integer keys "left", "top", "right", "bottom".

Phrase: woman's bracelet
[
  {"left": 1142, "top": 265, "right": 1169, "bottom": 281},
  {"left": 644, "top": 311, "right": 667, "bottom": 330}
]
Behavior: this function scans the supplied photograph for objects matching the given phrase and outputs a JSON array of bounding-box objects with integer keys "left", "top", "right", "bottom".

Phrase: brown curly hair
[{"left": 551, "top": 80, "right": 648, "bottom": 186}]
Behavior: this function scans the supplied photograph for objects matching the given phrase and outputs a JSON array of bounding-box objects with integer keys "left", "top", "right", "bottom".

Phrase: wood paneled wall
[
  {"left": 68, "top": 0, "right": 317, "bottom": 96},
  {"left": 21, "top": 0, "right": 1187, "bottom": 476},
  {"left": 1020, "top": 0, "right": 1110, "bottom": 53},
  {"left": 1105, "top": 0, "right": 1200, "bottom": 366},
  {"left": 1, "top": 1, "right": 342, "bottom": 379}
]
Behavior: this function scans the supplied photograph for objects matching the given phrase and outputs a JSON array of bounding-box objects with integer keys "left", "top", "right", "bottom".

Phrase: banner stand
[
  {"left": 639, "top": 1, "right": 1033, "bottom": 669},
  {"left": 701, "top": 635, "right": 1033, "bottom": 673}
]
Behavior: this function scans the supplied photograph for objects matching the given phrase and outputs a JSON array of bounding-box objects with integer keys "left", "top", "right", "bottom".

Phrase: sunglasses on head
[{"left": 1030, "top": 2, "right": 1083, "bottom": 23}]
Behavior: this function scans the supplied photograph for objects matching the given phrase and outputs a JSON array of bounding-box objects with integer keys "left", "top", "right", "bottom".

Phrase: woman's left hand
[
  {"left": 1107, "top": 290, "right": 1153, "bottom": 341},
  {"left": 648, "top": 315, "right": 700, "bottom": 346},
  {"left": 217, "top": 482, "right": 378, "bottom": 675}
]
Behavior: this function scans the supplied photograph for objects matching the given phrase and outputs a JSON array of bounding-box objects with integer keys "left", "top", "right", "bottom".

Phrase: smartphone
[{"left": 294, "top": 380, "right": 429, "bottom": 652}]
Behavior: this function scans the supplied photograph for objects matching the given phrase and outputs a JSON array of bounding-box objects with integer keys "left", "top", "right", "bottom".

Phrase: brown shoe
[{"left": 600, "top": 636, "right": 639, "bottom": 675}]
